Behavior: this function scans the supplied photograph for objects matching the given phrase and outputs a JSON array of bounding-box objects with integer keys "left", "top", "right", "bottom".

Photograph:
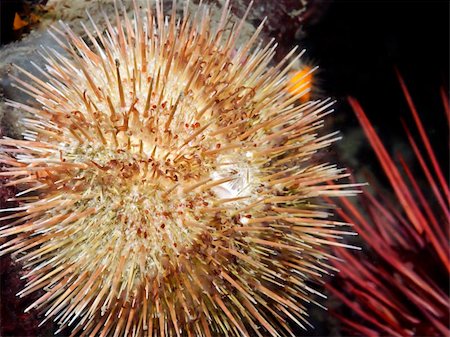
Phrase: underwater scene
[{"left": 0, "top": 0, "right": 448, "bottom": 336}]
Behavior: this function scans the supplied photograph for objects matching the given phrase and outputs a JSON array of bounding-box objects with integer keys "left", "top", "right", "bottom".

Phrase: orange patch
[
  {"left": 13, "top": 12, "right": 29, "bottom": 30},
  {"left": 288, "top": 66, "right": 313, "bottom": 102}
]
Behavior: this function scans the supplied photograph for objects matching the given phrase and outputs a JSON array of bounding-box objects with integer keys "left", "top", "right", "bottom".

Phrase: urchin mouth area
[{"left": 209, "top": 152, "right": 257, "bottom": 201}]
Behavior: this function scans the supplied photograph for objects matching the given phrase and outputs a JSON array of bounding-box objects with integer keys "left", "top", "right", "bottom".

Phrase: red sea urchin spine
[
  {"left": 328, "top": 75, "right": 449, "bottom": 336},
  {"left": 0, "top": 1, "right": 357, "bottom": 336}
]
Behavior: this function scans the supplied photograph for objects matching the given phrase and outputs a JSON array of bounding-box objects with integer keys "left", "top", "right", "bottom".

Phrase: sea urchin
[{"left": 0, "top": 1, "right": 356, "bottom": 336}]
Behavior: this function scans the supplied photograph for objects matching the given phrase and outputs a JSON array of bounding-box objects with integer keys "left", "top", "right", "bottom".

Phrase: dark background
[
  {"left": 301, "top": 0, "right": 449, "bottom": 175},
  {"left": 0, "top": 0, "right": 448, "bottom": 336},
  {"left": 305, "top": 1, "right": 448, "bottom": 101}
]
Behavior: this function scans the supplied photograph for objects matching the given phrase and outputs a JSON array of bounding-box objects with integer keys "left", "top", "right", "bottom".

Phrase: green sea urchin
[{"left": 0, "top": 1, "right": 356, "bottom": 336}]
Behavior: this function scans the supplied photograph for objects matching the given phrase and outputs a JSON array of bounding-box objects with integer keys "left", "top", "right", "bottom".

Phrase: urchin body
[{"left": 0, "top": 1, "right": 355, "bottom": 336}]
